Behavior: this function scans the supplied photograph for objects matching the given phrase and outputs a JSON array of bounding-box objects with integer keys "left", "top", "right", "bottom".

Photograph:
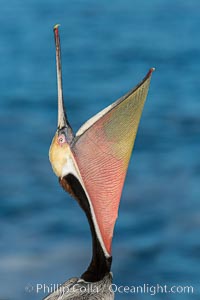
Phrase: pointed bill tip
[
  {"left": 54, "top": 24, "right": 61, "bottom": 31},
  {"left": 54, "top": 24, "right": 61, "bottom": 39}
]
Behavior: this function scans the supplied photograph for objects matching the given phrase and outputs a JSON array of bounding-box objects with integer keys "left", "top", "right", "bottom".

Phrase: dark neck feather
[{"left": 59, "top": 174, "right": 112, "bottom": 282}]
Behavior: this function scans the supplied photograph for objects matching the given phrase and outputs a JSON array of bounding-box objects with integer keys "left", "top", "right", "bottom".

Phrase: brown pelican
[{"left": 45, "top": 24, "right": 154, "bottom": 299}]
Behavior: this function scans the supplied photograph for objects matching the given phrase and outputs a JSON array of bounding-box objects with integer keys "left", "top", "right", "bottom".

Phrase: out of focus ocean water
[{"left": 0, "top": 1, "right": 200, "bottom": 299}]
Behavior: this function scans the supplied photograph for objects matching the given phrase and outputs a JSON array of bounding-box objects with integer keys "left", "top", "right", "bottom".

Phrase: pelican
[{"left": 45, "top": 24, "right": 154, "bottom": 300}]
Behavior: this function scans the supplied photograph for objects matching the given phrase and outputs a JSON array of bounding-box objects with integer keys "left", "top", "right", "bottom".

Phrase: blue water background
[{"left": 0, "top": 1, "right": 200, "bottom": 299}]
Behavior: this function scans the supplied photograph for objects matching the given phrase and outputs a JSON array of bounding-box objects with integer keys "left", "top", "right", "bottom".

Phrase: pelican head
[{"left": 49, "top": 25, "right": 74, "bottom": 178}]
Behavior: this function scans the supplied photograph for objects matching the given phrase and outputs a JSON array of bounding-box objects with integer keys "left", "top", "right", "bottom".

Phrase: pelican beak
[{"left": 54, "top": 25, "right": 74, "bottom": 140}]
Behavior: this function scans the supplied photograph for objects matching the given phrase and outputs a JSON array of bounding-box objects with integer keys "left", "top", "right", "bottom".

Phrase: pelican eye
[{"left": 57, "top": 134, "right": 66, "bottom": 145}]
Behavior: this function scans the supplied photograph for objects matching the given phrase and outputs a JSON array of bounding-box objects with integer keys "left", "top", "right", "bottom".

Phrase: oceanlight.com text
[{"left": 110, "top": 283, "right": 194, "bottom": 295}]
